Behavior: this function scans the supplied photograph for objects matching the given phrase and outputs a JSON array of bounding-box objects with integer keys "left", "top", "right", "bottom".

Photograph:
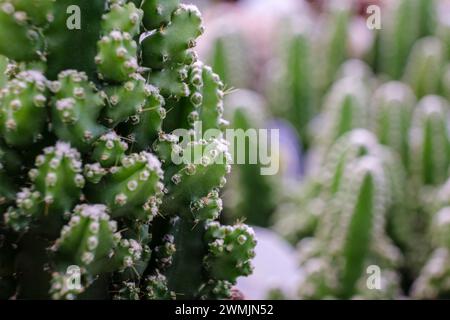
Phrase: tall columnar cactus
[
  {"left": 316, "top": 76, "right": 369, "bottom": 150},
  {"left": 276, "top": 130, "right": 381, "bottom": 245},
  {"left": 0, "top": 0, "right": 256, "bottom": 300},
  {"left": 208, "top": 29, "right": 252, "bottom": 91},
  {"left": 223, "top": 90, "right": 277, "bottom": 227},
  {"left": 268, "top": 21, "right": 315, "bottom": 149},
  {"left": 436, "top": 10, "right": 450, "bottom": 61},
  {"left": 272, "top": 173, "right": 322, "bottom": 245},
  {"left": 321, "top": 130, "right": 408, "bottom": 250},
  {"left": 0, "top": 141, "right": 19, "bottom": 213},
  {"left": 313, "top": 1, "right": 350, "bottom": 98},
  {"left": 421, "top": 175, "right": 450, "bottom": 223},
  {"left": 409, "top": 95, "right": 450, "bottom": 187},
  {"left": 371, "top": 81, "right": 416, "bottom": 168},
  {"left": 417, "top": 0, "right": 437, "bottom": 37},
  {"left": 318, "top": 130, "right": 403, "bottom": 204},
  {"left": 403, "top": 37, "right": 445, "bottom": 98},
  {"left": 376, "top": 0, "right": 433, "bottom": 79},
  {"left": 412, "top": 207, "right": 450, "bottom": 298},
  {"left": 298, "top": 150, "right": 402, "bottom": 299}
]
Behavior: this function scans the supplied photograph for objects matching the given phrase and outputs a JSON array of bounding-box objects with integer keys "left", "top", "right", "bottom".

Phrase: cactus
[
  {"left": 223, "top": 90, "right": 278, "bottom": 227},
  {"left": 313, "top": 1, "right": 350, "bottom": 97},
  {"left": 272, "top": 177, "right": 322, "bottom": 245},
  {"left": 436, "top": 10, "right": 450, "bottom": 61},
  {"left": 335, "top": 59, "right": 374, "bottom": 87},
  {"left": 276, "top": 130, "right": 404, "bottom": 250},
  {"left": 0, "top": 55, "right": 7, "bottom": 88},
  {"left": 208, "top": 29, "right": 252, "bottom": 91},
  {"left": 0, "top": 0, "right": 256, "bottom": 300},
  {"left": 0, "top": 141, "right": 20, "bottom": 212},
  {"left": 140, "top": 3, "right": 203, "bottom": 97},
  {"left": 45, "top": 0, "right": 105, "bottom": 79},
  {"left": 440, "top": 64, "right": 450, "bottom": 102},
  {"left": 417, "top": 0, "right": 437, "bottom": 37},
  {"left": 0, "top": 70, "right": 48, "bottom": 148},
  {"left": 412, "top": 207, "right": 450, "bottom": 298},
  {"left": 272, "top": 129, "right": 415, "bottom": 298},
  {"left": 315, "top": 76, "right": 369, "bottom": 150},
  {"left": 409, "top": 95, "right": 450, "bottom": 187},
  {"left": 376, "top": 0, "right": 426, "bottom": 79},
  {"left": 178, "top": 0, "right": 450, "bottom": 300}
]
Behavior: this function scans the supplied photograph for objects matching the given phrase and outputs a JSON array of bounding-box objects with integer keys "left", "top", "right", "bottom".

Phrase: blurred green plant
[
  {"left": 266, "top": 0, "right": 450, "bottom": 299},
  {"left": 138, "top": 0, "right": 450, "bottom": 299}
]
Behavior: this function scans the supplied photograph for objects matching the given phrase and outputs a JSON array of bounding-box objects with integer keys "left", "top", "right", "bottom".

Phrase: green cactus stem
[
  {"left": 409, "top": 95, "right": 450, "bottom": 186},
  {"left": 403, "top": 37, "right": 445, "bottom": 98},
  {"left": 0, "top": 0, "right": 255, "bottom": 300}
]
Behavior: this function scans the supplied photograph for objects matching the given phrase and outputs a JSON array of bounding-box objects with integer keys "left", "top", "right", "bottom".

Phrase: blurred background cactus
[
  {"left": 0, "top": 0, "right": 257, "bottom": 300},
  {"left": 4, "top": 0, "right": 450, "bottom": 301},
  {"left": 188, "top": 0, "right": 450, "bottom": 299}
]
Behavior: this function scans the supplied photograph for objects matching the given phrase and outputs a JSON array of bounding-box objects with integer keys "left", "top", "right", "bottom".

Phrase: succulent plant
[
  {"left": 0, "top": 0, "right": 256, "bottom": 300},
  {"left": 409, "top": 95, "right": 450, "bottom": 187},
  {"left": 272, "top": 176, "right": 321, "bottom": 245},
  {"left": 267, "top": 20, "right": 315, "bottom": 149},
  {"left": 315, "top": 76, "right": 369, "bottom": 150},
  {"left": 376, "top": 0, "right": 435, "bottom": 79},
  {"left": 176, "top": 0, "right": 450, "bottom": 300},
  {"left": 297, "top": 142, "right": 403, "bottom": 299},
  {"left": 412, "top": 207, "right": 450, "bottom": 298},
  {"left": 223, "top": 90, "right": 278, "bottom": 227},
  {"left": 403, "top": 37, "right": 445, "bottom": 98},
  {"left": 370, "top": 81, "right": 416, "bottom": 168},
  {"left": 208, "top": 29, "right": 252, "bottom": 91},
  {"left": 312, "top": 1, "right": 351, "bottom": 98}
]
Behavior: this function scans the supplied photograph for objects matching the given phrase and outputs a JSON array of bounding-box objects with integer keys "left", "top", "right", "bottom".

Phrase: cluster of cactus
[
  {"left": 0, "top": 0, "right": 256, "bottom": 300},
  {"left": 268, "top": 0, "right": 450, "bottom": 299},
  {"left": 222, "top": 89, "right": 279, "bottom": 227},
  {"left": 203, "top": 2, "right": 351, "bottom": 151}
]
